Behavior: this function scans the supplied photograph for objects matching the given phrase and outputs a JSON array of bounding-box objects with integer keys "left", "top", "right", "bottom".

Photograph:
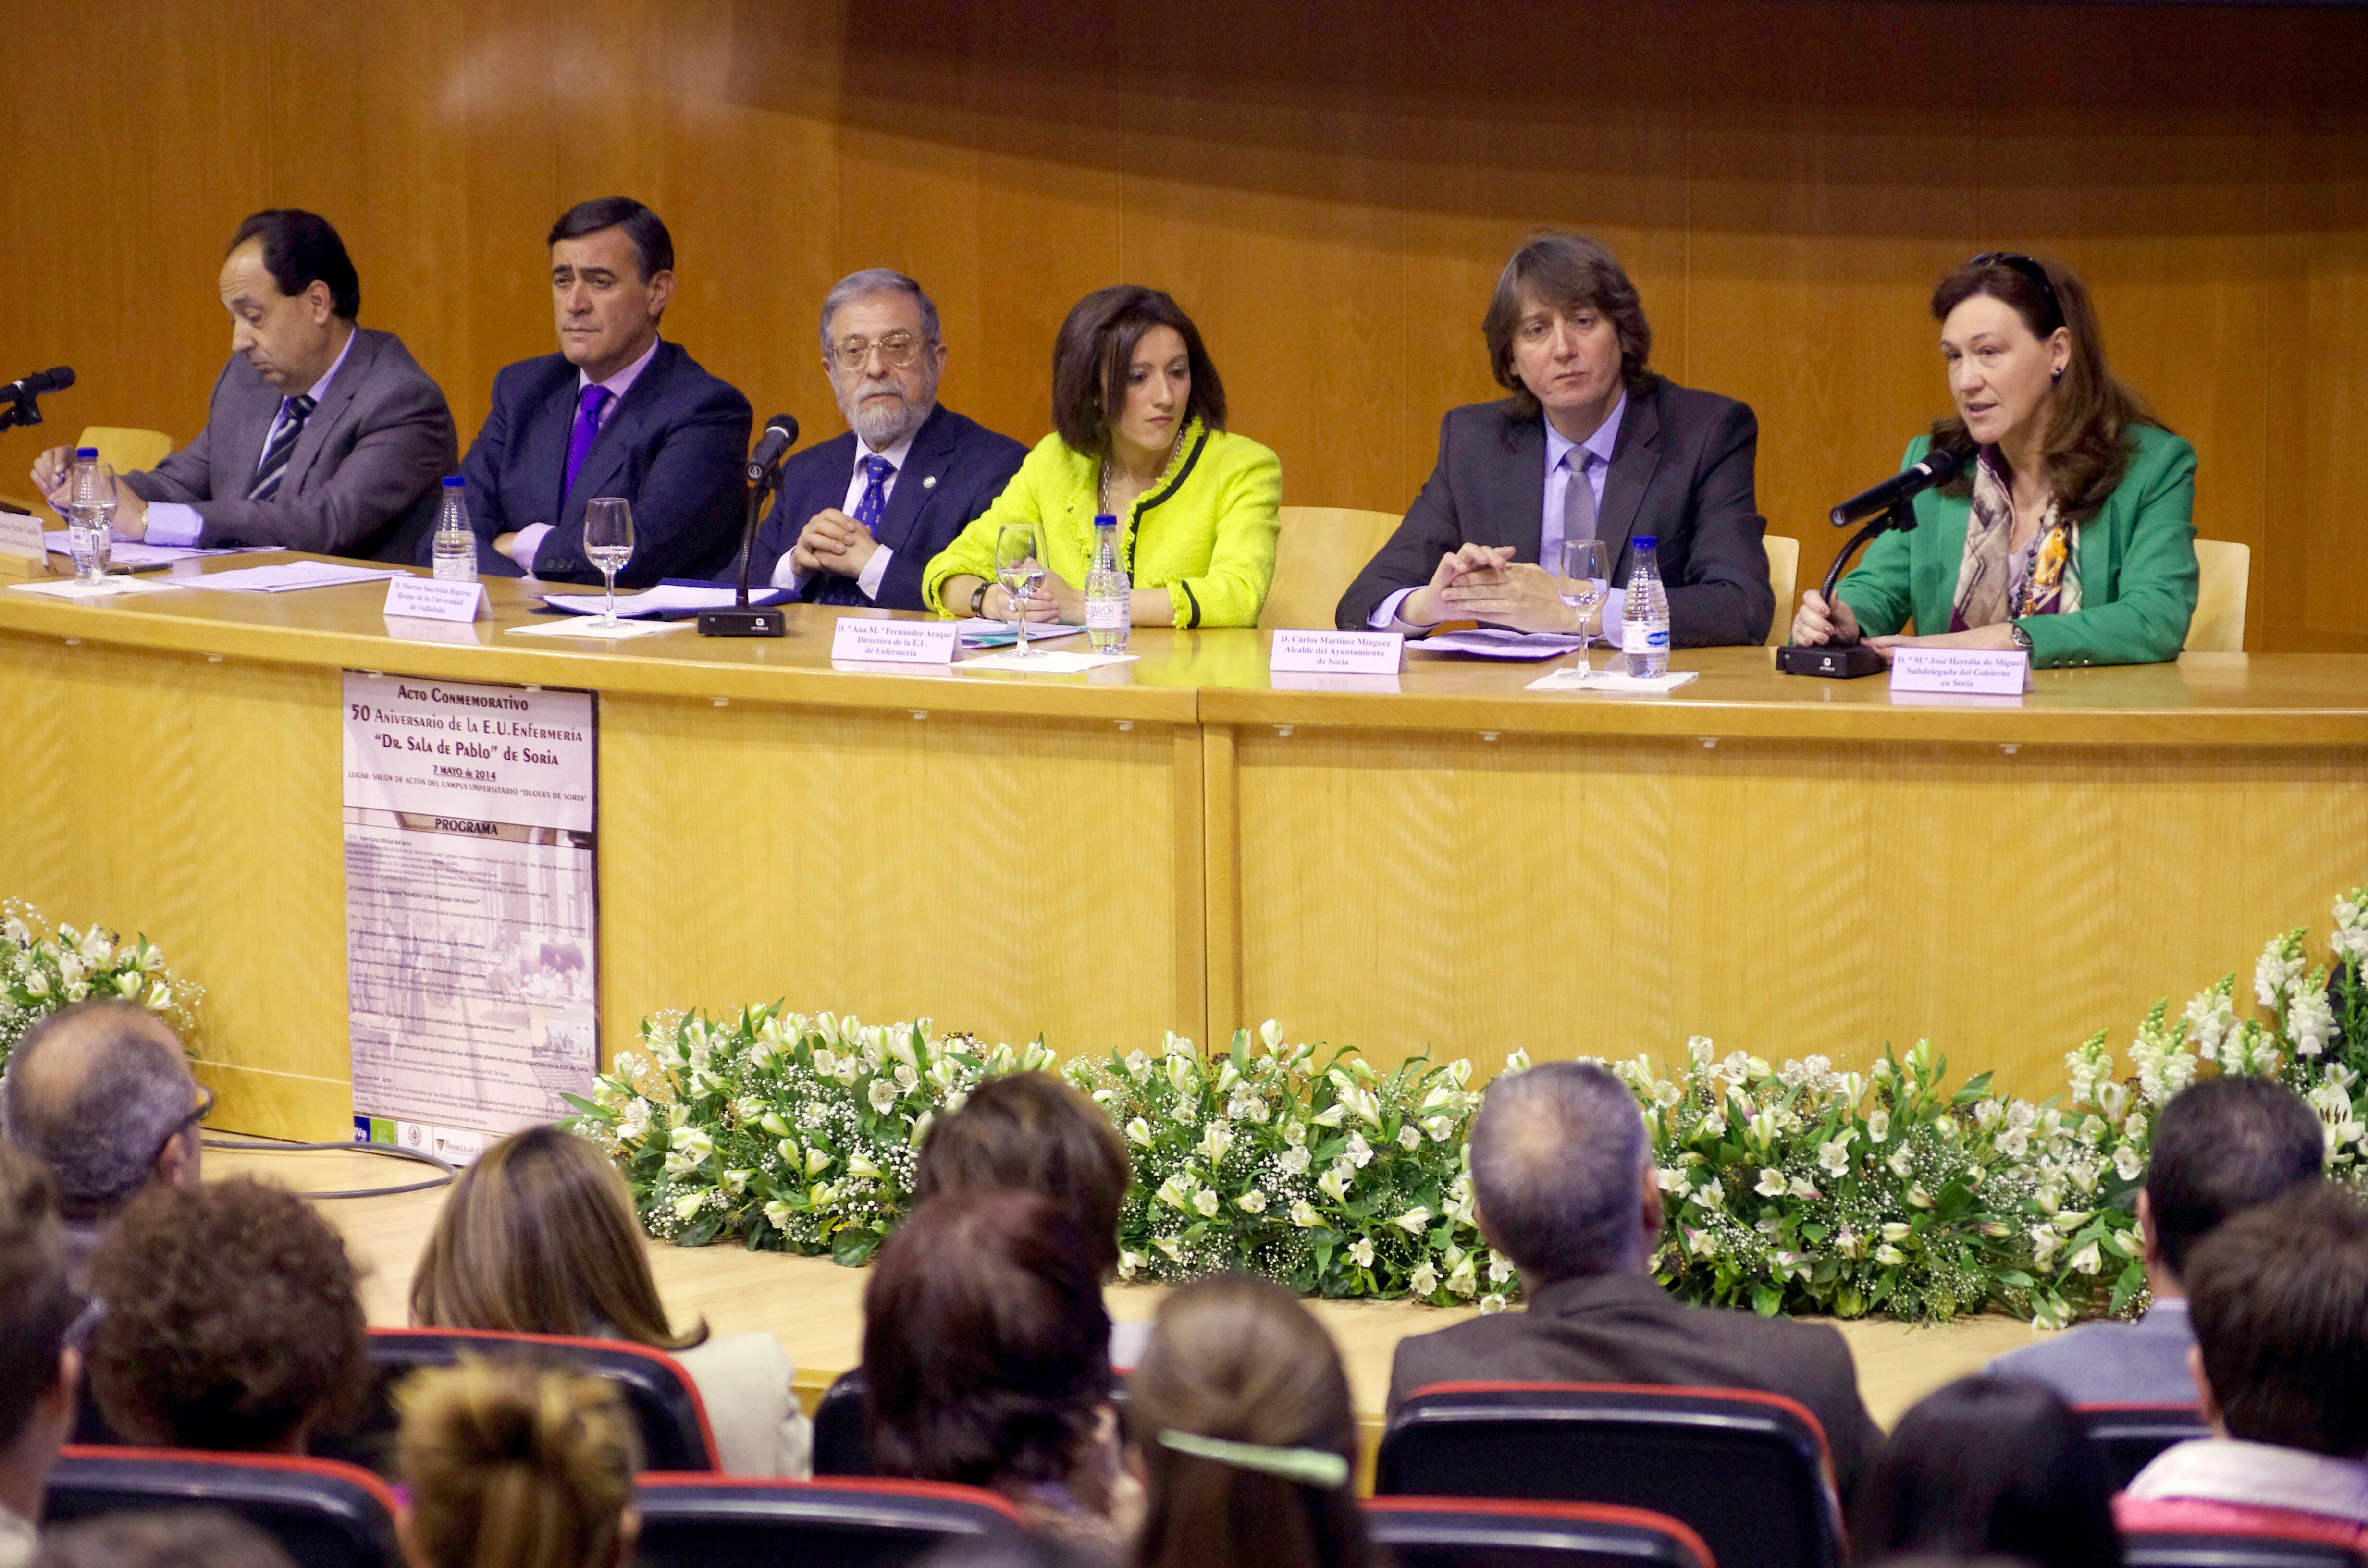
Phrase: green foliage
[{"left": 0, "top": 900, "right": 202, "bottom": 1071}]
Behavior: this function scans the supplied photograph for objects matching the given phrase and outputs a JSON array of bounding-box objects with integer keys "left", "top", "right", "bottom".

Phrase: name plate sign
[
  {"left": 832, "top": 617, "right": 958, "bottom": 665},
  {"left": 1270, "top": 629, "right": 1404, "bottom": 675},
  {"left": 1889, "top": 647, "right": 2033, "bottom": 696},
  {"left": 384, "top": 577, "right": 490, "bottom": 623},
  {"left": 0, "top": 512, "right": 46, "bottom": 575}
]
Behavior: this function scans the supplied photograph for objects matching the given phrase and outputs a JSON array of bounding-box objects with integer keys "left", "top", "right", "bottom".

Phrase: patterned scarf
[{"left": 1951, "top": 446, "right": 2078, "bottom": 632}]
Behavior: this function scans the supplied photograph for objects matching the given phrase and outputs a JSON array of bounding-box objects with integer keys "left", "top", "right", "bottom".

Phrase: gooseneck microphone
[
  {"left": 1829, "top": 445, "right": 1964, "bottom": 529},
  {"left": 0, "top": 366, "right": 74, "bottom": 433},
  {"left": 700, "top": 414, "right": 802, "bottom": 638}
]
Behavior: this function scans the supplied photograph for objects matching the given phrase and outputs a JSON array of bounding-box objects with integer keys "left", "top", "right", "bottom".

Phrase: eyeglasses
[
  {"left": 830, "top": 332, "right": 925, "bottom": 372},
  {"left": 1968, "top": 251, "right": 2064, "bottom": 329},
  {"left": 152, "top": 1084, "right": 214, "bottom": 1168}
]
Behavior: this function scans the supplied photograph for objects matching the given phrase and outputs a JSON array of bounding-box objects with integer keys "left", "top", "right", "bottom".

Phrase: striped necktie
[{"left": 247, "top": 394, "right": 317, "bottom": 501}]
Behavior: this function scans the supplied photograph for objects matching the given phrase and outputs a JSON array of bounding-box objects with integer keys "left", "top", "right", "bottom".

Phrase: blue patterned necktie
[
  {"left": 853, "top": 455, "right": 894, "bottom": 532},
  {"left": 247, "top": 394, "right": 317, "bottom": 501}
]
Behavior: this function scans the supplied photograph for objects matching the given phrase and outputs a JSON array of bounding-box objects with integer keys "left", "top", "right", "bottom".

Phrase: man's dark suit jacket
[
  {"left": 749, "top": 403, "right": 1027, "bottom": 612},
  {"left": 457, "top": 340, "right": 752, "bottom": 588},
  {"left": 1387, "top": 1271, "right": 1884, "bottom": 1509},
  {"left": 123, "top": 327, "right": 457, "bottom": 564},
  {"left": 1336, "top": 380, "right": 1774, "bottom": 647}
]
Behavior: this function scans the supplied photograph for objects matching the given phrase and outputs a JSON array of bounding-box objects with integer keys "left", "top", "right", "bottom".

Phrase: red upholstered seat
[
  {"left": 632, "top": 1473, "right": 1025, "bottom": 1568},
  {"left": 1367, "top": 1494, "right": 1718, "bottom": 1568},
  {"left": 45, "top": 1446, "right": 404, "bottom": 1568}
]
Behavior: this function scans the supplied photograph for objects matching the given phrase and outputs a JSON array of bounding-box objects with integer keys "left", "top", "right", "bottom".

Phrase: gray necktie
[{"left": 1563, "top": 455, "right": 1599, "bottom": 546}]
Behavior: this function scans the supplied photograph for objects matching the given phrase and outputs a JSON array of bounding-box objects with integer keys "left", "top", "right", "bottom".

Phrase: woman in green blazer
[
  {"left": 1794, "top": 253, "right": 2198, "bottom": 669},
  {"left": 926, "top": 286, "right": 1280, "bottom": 629}
]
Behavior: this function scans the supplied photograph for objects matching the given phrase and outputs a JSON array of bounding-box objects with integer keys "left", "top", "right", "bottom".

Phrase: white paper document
[
  {"left": 540, "top": 584, "right": 785, "bottom": 618},
  {"left": 8, "top": 575, "right": 181, "bottom": 599},
  {"left": 181, "top": 561, "right": 405, "bottom": 593},
  {"left": 953, "top": 618, "right": 1087, "bottom": 648},
  {"left": 506, "top": 616, "right": 690, "bottom": 640},
  {"left": 960, "top": 649, "right": 1136, "bottom": 674},
  {"left": 43, "top": 531, "right": 266, "bottom": 569},
  {"left": 1419, "top": 629, "right": 1590, "bottom": 660},
  {"left": 1527, "top": 664, "right": 1700, "bottom": 695}
]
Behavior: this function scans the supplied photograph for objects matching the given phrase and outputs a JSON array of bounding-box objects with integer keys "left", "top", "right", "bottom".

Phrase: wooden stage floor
[{"left": 218, "top": 1144, "right": 2040, "bottom": 1440}]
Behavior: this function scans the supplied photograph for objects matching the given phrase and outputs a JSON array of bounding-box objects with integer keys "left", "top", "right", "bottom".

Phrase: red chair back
[
  {"left": 632, "top": 1473, "right": 1026, "bottom": 1568},
  {"left": 2076, "top": 1402, "right": 2210, "bottom": 1491},
  {"left": 46, "top": 1446, "right": 403, "bottom": 1568},
  {"left": 1368, "top": 1495, "right": 1717, "bottom": 1568}
]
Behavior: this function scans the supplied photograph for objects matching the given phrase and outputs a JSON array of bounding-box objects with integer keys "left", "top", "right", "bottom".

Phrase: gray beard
[{"left": 845, "top": 385, "right": 933, "bottom": 450}]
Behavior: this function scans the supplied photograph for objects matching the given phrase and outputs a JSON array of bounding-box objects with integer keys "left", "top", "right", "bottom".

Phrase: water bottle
[
  {"left": 431, "top": 477, "right": 475, "bottom": 582},
  {"left": 64, "top": 448, "right": 114, "bottom": 581},
  {"left": 1622, "top": 533, "right": 1671, "bottom": 678},
  {"left": 1085, "top": 512, "right": 1130, "bottom": 654}
]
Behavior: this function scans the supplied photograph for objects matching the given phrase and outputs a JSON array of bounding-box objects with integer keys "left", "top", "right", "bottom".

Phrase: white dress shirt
[
  {"left": 1372, "top": 394, "right": 1627, "bottom": 637},
  {"left": 770, "top": 424, "right": 920, "bottom": 600},
  {"left": 144, "top": 326, "right": 361, "bottom": 549},
  {"left": 507, "top": 334, "right": 663, "bottom": 574}
]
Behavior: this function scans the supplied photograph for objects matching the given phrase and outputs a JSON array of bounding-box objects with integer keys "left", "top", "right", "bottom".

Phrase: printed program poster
[{"left": 341, "top": 673, "right": 597, "bottom": 1164}]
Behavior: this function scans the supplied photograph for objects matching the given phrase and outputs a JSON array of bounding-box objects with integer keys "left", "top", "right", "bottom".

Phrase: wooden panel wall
[{"left": 3, "top": 2, "right": 2363, "bottom": 647}]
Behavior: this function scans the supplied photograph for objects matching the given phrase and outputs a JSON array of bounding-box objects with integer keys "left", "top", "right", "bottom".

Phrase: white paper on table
[
  {"left": 959, "top": 649, "right": 1136, "bottom": 674},
  {"left": 178, "top": 561, "right": 405, "bottom": 593},
  {"left": 505, "top": 616, "right": 692, "bottom": 640},
  {"left": 1418, "top": 628, "right": 1589, "bottom": 660},
  {"left": 43, "top": 532, "right": 271, "bottom": 568},
  {"left": 8, "top": 576, "right": 182, "bottom": 599},
  {"left": 951, "top": 618, "right": 1087, "bottom": 648},
  {"left": 540, "top": 584, "right": 787, "bottom": 618},
  {"left": 1526, "top": 665, "right": 1699, "bottom": 695}
]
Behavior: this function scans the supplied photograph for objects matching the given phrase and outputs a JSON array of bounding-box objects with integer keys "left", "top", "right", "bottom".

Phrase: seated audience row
[{"left": 25, "top": 205, "right": 2202, "bottom": 661}]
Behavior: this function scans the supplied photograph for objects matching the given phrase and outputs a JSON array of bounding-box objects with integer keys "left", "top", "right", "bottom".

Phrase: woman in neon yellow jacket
[{"left": 925, "top": 286, "right": 1280, "bottom": 629}]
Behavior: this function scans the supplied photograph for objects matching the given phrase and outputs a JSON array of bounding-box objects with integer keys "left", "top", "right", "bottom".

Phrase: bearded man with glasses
[{"left": 752, "top": 270, "right": 1027, "bottom": 610}]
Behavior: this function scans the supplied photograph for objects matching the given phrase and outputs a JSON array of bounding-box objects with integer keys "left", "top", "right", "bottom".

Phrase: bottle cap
[
  {"left": 1094, "top": 513, "right": 1117, "bottom": 527},
  {"left": 442, "top": 476, "right": 465, "bottom": 489},
  {"left": 75, "top": 448, "right": 98, "bottom": 459},
  {"left": 1633, "top": 534, "right": 1657, "bottom": 550}
]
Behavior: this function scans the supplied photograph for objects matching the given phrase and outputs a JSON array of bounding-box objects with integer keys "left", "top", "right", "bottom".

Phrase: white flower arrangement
[
  {"left": 0, "top": 900, "right": 203, "bottom": 1071},
  {"left": 574, "top": 885, "right": 2368, "bottom": 1327}
]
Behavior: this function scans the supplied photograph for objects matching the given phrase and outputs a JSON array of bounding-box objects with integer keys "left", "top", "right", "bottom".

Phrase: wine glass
[
  {"left": 994, "top": 523, "right": 1045, "bottom": 658},
  {"left": 1559, "top": 539, "right": 1609, "bottom": 651},
  {"left": 582, "top": 498, "right": 635, "bottom": 626},
  {"left": 65, "top": 459, "right": 118, "bottom": 583}
]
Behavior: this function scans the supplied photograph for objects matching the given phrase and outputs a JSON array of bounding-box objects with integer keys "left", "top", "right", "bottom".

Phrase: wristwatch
[
  {"left": 2008, "top": 622, "right": 2034, "bottom": 653},
  {"left": 970, "top": 581, "right": 991, "bottom": 616}
]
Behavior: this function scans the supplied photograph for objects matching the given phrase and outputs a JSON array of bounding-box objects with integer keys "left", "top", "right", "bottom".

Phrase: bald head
[
  {"left": 1, "top": 1001, "right": 199, "bottom": 1218},
  {"left": 1469, "top": 1060, "right": 1653, "bottom": 1285}
]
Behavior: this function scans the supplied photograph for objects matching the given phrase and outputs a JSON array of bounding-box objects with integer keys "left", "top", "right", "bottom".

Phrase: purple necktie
[{"left": 563, "top": 384, "right": 614, "bottom": 500}]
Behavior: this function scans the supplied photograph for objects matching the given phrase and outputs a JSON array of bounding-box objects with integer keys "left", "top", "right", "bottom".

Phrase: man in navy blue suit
[
  {"left": 456, "top": 197, "right": 752, "bottom": 587},
  {"left": 751, "top": 270, "right": 1025, "bottom": 609}
]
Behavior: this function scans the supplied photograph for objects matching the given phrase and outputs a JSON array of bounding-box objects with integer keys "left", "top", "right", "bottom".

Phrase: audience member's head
[
  {"left": 863, "top": 1190, "right": 1114, "bottom": 1507},
  {"left": 2142, "top": 1077, "right": 2323, "bottom": 1288},
  {"left": 409, "top": 1123, "right": 703, "bottom": 1350},
  {"left": 86, "top": 1176, "right": 368, "bottom": 1453},
  {"left": 1468, "top": 1060, "right": 1653, "bottom": 1284},
  {"left": 913, "top": 1532, "right": 1105, "bottom": 1568},
  {"left": 0, "top": 1143, "right": 79, "bottom": 1527},
  {"left": 1124, "top": 1274, "right": 1372, "bottom": 1568},
  {"left": 2185, "top": 1182, "right": 2368, "bottom": 1458},
  {"left": 1857, "top": 1375, "right": 2120, "bottom": 1568},
  {"left": 0, "top": 1000, "right": 204, "bottom": 1282},
  {"left": 396, "top": 1358, "right": 640, "bottom": 1568},
  {"left": 914, "top": 1072, "right": 1131, "bottom": 1279},
  {"left": 34, "top": 1509, "right": 298, "bottom": 1568}
]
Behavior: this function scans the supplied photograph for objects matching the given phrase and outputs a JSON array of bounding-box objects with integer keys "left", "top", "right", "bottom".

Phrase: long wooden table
[{"left": 4, "top": 553, "right": 2365, "bottom": 1140}]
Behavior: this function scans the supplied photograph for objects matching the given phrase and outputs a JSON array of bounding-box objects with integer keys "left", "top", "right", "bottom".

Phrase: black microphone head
[
  {"left": 1923, "top": 444, "right": 1964, "bottom": 483},
  {"left": 765, "top": 413, "right": 798, "bottom": 446},
  {"left": 12, "top": 367, "right": 72, "bottom": 397}
]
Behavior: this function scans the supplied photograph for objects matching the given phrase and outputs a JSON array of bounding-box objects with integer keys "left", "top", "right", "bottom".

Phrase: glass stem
[
  {"left": 603, "top": 565, "right": 617, "bottom": 624},
  {"left": 1010, "top": 588, "right": 1025, "bottom": 655}
]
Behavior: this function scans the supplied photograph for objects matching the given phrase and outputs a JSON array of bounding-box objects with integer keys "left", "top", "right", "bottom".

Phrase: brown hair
[
  {"left": 1126, "top": 1274, "right": 1375, "bottom": 1568},
  {"left": 1928, "top": 254, "right": 2164, "bottom": 521},
  {"left": 410, "top": 1124, "right": 701, "bottom": 1350},
  {"left": 87, "top": 1176, "right": 370, "bottom": 1451},
  {"left": 396, "top": 1358, "right": 639, "bottom": 1568},
  {"left": 1051, "top": 286, "right": 1227, "bottom": 458},
  {"left": 0, "top": 1143, "right": 74, "bottom": 1449},
  {"left": 913, "top": 1072, "right": 1131, "bottom": 1279},
  {"left": 2186, "top": 1182, "right": 2368, "bottom": 1457},
  {"left": 1483, "top": 232, "right": 1658, "bottom": 419},
  {"left": 863, "top": 1189, "right": 1112, "bottom": 1499}
]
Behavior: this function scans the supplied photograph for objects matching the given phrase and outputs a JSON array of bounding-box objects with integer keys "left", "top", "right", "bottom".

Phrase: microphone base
[
  {"left": 695, "top": 607, "right": 786, "bottom": 638},
  {"left": 1776, "top": 642, "right": 1887, "bottom": 679}
]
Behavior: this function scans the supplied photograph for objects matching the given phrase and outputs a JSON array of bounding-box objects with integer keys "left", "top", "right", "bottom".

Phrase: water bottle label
[
  {"left": 1087, "top": 598, "right": 1127, "bottom": 631},
  {"left": 1622, "top": 622, "right": 1669, "bottom": 655}
]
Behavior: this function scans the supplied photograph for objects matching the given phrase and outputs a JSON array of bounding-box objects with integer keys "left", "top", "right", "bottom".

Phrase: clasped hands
[
  {"left": 1403, "top": 543, "right": 1598, "bottom": 636},
  {"left": 790, "top": 508, "right": 883, "bottom": 581},
  {"left": 28, "top": 445, "right": 151, "bottom": 538},
  {"left": 1790, "top": 592, "right": 2017, "bottom": 659}
]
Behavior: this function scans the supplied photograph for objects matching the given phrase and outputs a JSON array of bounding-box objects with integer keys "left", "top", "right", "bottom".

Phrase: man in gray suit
[
  {"left": 31, "top": 209, "right": 456, "bottom": 563},
  {"left": 1338, "top": 232, "right": 1772, "bottom": 646},
  {"left": 1388, "top": 1060, "right": 1883, "bottom": 1507},
  {"left": 1987, "top": 1076, "right": 2324, "bottom": 1405}
]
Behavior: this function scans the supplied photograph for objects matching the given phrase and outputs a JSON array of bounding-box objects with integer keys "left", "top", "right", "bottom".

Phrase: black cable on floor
[{"left": 201, "top": 1137, "right": 457, "bottom": 1199}]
